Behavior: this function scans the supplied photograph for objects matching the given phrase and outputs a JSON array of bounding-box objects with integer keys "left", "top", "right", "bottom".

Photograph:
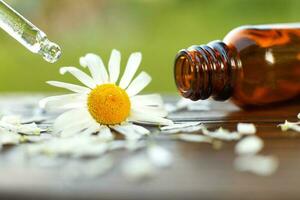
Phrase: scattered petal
[
  {"left": 61, "top": 156, "right": 114, "bottom": 179},
  {"left": 23, "top": 134, "right": 53, "bottom": 143},
  {"left": 203, "top": 127, "right": 241, "bottom": 141},
  {"left": 160, "top": 122, "right": 203, "bottom": 134},
  {"left": 164, "top": 103, "right": 177, "bottom": 113},
  {"left": 122, "top": 155, "right": 156, "bottom": 181},
  {"left": 1, "top": 115, "right": 21, "bottom": 125},
  {"left": 0, "top": 131, "right": 21, "bottom": 145},
  {"left": 109, "top": 140, "right": 146, "bottom": 151},
  {"left": 0, "top": 121, "right": 40, "bottom": 135},
  {"left": 278, "top": 120, "right": 300, "bottom": 132},
  {"left": 174, "top": 134, "right": 212, "bottom": 143},
  {"left": 129, "top": 111, "right": 173, "bottom": 126},
  {"left": 234, "top": 155, "right": 279, "bottom": 176},
  {"left": 237, "top": 123, "right": 257, "bottom": 135},
  {"left": 162, "top": 125, "right": 204, "bottom": 134},
  {"left": 235, "top": 136, "right": 264, "bottom": 155},
  {"left": 112, "top": 124, "right": 144, "bottom": 141},
  {"left": 27, "top": 136, "right": 108, "bottom": 158},
  {"left": 131, "top": 94, "right": 164, "bottom": 107},
  {"left": 170, "top": 98, "right": 211, "bottom": 112},
  {"left": 147, "top": 145, "right": 173, "bottom": 168},
  {"left": 131, "top": 105, "right": 168, "bottom": 118}
]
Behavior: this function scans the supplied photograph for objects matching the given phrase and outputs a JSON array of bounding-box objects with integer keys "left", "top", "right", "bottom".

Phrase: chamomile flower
[{"left": 40, "top": 50, "right": 173, "bottom": 139}]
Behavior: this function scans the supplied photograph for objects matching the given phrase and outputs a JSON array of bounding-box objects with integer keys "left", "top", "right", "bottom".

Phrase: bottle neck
[{"left": 174, "top": 40, "right": 241, "bottom": 101}]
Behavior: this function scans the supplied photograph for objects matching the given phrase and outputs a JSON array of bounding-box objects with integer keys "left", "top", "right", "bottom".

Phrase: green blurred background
[{"left": 0, "top": 0, "right": 300, "bottom": 93}]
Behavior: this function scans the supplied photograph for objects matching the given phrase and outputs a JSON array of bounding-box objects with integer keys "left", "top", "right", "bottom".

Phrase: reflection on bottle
[{"left": 0, "top": 0, "right": 61, "bottom": 63}]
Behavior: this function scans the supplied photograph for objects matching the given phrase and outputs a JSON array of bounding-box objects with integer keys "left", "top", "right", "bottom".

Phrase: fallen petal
[
  {"left": 234, "top": 155, "right": 279, "bottom": 176},
  {"left": 122, "top": 156, "right": 156, "bottom": 181},
  {"left": 147, "top": 145, "right": 173, "bottom": 168},
  {"left": 235, "top": 136, "right": 264, "bottom": 155},
  {"left": 174, "top": 134, "right": 212, "bottom": 143},
  {"left": 237, "top": 123, "right": 257, "bottom": 135},
  {"left": 203, "top": 127, "right": 241, "bottom": 141}
]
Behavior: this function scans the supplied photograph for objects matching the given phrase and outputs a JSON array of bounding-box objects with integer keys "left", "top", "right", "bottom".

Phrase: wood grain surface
[{"left": 0, "top": 95, "right": 299, "bottom": 200}]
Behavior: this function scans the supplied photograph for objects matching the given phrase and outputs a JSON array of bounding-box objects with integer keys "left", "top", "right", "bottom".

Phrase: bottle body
[{"left": 174, "top": 23, "right": 300, "bottom": 107}]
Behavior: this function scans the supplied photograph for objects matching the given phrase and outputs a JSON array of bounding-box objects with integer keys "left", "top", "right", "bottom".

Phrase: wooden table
[{"left": 0, "top": 94, "right": 299, "bottom": 200}]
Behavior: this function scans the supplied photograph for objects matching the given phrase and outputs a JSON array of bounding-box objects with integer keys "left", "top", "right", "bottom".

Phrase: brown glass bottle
[{"left": 174, "top": 23, "right": 300, "bottom": 107}]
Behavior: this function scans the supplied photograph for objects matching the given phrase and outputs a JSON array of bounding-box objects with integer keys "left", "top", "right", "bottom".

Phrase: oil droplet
[{"left": 39, "top": 39, "right": 62, "bottom": 63}]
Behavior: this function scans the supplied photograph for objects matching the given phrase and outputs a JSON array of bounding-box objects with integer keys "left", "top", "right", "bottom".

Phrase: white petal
[
  {"left": 131, "top": 94, "right": 164, "bottom": 107},
  {"left": 174, "top": 134, "right": 212, "bottom": 143},
  {"left": 186, "top": 100, "right": 211, "bottom": 111},
  {"left": 109, "top": 140, "right": 127, "bottom": 150},
  {"left": 17, "top": 123, "right": 41, "bottom": 135},
  {"left": 129, "top": 111, "right": 173, "bottom": 126},
  {"left": 112, "top": 124, "right": 143, "bottom": 141},
  {"left": 57, "top": 116, "right": 94, "bottom": 133},
  {"left": 80, "top": 53, "right": 109, "bottom": 84},
  {"left": 160, "top": 122, "right": 203, "bottom": 134},
  {"left": 72, "top": 141, "right": 108, "bottom": 158},
  {"left": 108, "top": 49, "right": 121, "bottom": 83},
  {"left": 59, "top": 119, "right": 94, "bottom": 137},
  {"left": 109, "top": 140, "right": 146, "bottom": 151},
  {"left": 98, "top": 126, "right": 114, "bottom": 141},
  {"left": 0, "top": 131, "right": 21, "bottom": 145},
  {"left": 147, "top": 145, "right": 173, "bottom": 168},
  {"left": 130, "top": 124, "right": 150, "bottom": 135},
  {"left": 60, "top": 67, "right": 96, "bottom": 88},
  {"left": 28, "top": 136, "right": 108, "bottom": 158},
  {"left": 80, "top": 123, "right": 100, "bottom": 136},
  {"left": 53, "top": 108, "right": 92, "bottom": 132},
  {"left": 24, "top": 134, "right": 53, "bottom": 143},
  {"left": 119, "top": 52, "right": 142, "bottom": 89},
  {"left": 160, "top": 122, "right": 202, "bottom": 131},
  {"left": 164, "top": 103, "right": 178, "bottom": 113},
  {"left": 173, "top": 98, "right": 211, "bottom": 112},
  {"left": 0, "top": 121, "right": 40, "bottom": 135},
  {"left": 235, "top": 136, "right": 264, "bottom": 155},
  {"left": 187, "top": 103, "right": 211, "bottom": 111},
  {"left": 122, "top": 155, "right": 155, "bottom": 181},
  {"left": 126, "top": 72, "right": 151, "bottom": 97},
  {"left": 237, "top": 123, "right": 257, "bottom": 135},
  {"left": 278, "top": 120, "right": 300, "bottom": 132},
  {"left": 203, "top": 127, "right": 241, "bottom": 141},
  {"left": 62, "top": 156, "right": 114, "bottom": 178},
  {"left": 131, "top": 105, "right": 168, "bottom": 118},
  {"left": 1, "top": 115, "right": 21, "bottom": 125},
  {"left": 39, "top": 94, "right": 85, "bottom": 110},
  {"left": 234, "top": 155, "right": 279, "bottom": 176},
  {"left": 46, "top": 81, "right": 90, "bottom": 94}
]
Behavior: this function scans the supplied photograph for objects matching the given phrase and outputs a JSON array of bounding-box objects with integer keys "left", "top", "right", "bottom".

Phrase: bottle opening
[
  {"left": 174, "top": 41, "right": 240, "bottom": 101},
  {"left": 174, "top": 51, "right": 198, "bottom": 100}
]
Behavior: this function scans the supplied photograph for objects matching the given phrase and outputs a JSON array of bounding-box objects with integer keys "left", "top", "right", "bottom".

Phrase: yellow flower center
[{"left": 87, "top": 84, "right": 131, "bottom": 125}]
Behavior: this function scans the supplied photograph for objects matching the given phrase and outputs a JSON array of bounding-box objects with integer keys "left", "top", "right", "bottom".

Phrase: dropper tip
[{"left": 40, "top": 39, "right": 62, "bottom": 63}]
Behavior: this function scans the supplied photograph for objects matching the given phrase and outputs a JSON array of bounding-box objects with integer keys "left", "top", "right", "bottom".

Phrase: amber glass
[{"left": 174, "top": 23, "right": 300, "bottom": 107}]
